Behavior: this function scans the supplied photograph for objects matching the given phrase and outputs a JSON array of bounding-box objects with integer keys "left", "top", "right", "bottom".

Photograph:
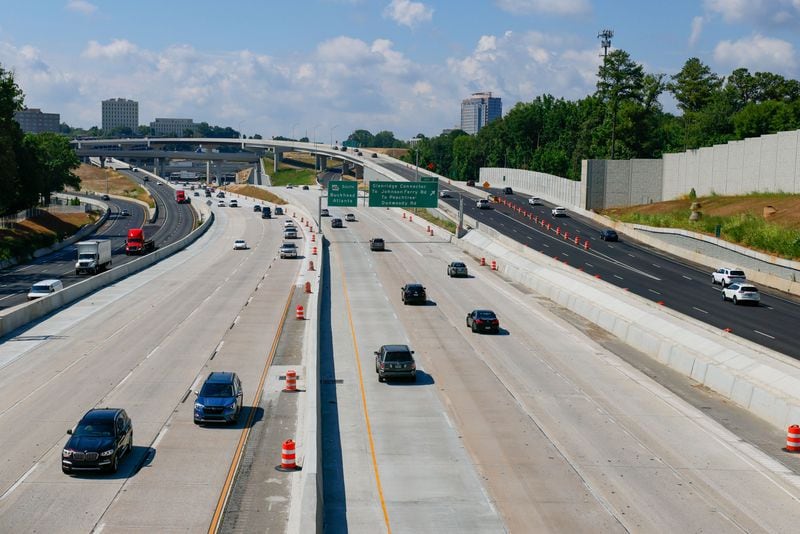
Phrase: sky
[{"left": 1, "top": 0, "right": 798, "bottom": 140}]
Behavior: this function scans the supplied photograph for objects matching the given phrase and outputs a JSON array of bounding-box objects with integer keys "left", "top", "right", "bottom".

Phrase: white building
[
  {"left": 150, "top": 118, "right": 196, "bottom": 137},
  {"left": 102, "top": 98, "right": 138, "bottom": 132}
]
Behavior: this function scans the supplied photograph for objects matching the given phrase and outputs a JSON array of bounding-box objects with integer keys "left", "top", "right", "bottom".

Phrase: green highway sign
[
  {"left": 420, "top": 176, "right": 437, "bottom": 182},
  {"left": 327, "top": 181, "right": 358, "bottom": 207},
  {"left": 368, "top": 181, "right": 438, "bottom": 208}
]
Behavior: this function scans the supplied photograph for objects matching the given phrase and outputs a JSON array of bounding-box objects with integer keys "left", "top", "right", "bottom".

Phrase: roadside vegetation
[
  {"left": 222, "top": 184, "right": 286, "bottom": 205},
  {"left": 0, "top": 211, "right": 99, "bottom": 262},
  {"left": 70, "top": 164, "right": 155, "bottom": 207},
  {"left": 603, "top": 192, "right": 800, "bottom": 259},
  {"left": 409, "top": 208, "right": 458, "bottom": 234}
]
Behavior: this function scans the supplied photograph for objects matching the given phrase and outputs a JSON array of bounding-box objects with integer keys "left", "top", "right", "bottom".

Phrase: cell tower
[{"left": 598, "top": 29, "right": 614, "bottom": 59}]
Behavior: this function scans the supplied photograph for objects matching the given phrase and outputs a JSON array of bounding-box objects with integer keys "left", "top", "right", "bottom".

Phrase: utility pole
[{"left": 598, "top": 29, "right": 616, "bottom": 159}]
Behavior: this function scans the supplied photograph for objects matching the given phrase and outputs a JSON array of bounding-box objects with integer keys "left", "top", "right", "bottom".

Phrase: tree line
[
  {"left": 1, "top": 65, "right": 79, "bottom": 216},
  {"left": 399, "top": 51, "right": 800, "bottom": 181}
]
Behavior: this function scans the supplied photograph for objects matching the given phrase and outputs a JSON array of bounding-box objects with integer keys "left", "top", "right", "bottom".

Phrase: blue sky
[{"left": 1, "top": 0, "right": 798, "bottom": 139}]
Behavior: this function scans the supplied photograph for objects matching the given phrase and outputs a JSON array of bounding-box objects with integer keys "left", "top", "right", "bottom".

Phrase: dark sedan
[
  {"left": 466, "top": 309, "right": 500, "bottom": 334},
  {"left": 599, "top": 229, "right": 619, "bottom": 241},
  {"left": 331, "top": 218, "right": 343, "bottom": 228},
  {"left": 401, "top": 283, "right": 426, "bottom": 305},
  {"left": 62, "top": 408, "right": 133, "bottom": 474}
]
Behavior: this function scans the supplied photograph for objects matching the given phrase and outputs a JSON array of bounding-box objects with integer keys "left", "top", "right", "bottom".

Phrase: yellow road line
[
  {"left": 337, "top": 249, "right": 392, "bottom": 533},
  {"left": 208, "top": 284, "right": 296, "bottom": 534}
]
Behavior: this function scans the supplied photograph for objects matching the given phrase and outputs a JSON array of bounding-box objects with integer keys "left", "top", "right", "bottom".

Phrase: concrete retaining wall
[
  {"left": 479, "top": 167, "right": 581, "bottom": 208},
  {"left": 0, "top": 201, "right": 213, "bottom": 339},
  {"left": 452, "top": 226, "right": 800, "bottom": 430},
  {"left": 581, "top": 159, "right": 664, "bottom": 209}
]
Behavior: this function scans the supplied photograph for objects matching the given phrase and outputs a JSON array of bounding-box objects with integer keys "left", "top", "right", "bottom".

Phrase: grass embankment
[
  {"left": 269, "top": 168, "right": 319, "bottom": 186},
  {"left": 0, "top": 211, "right": 98, "bottom": 262},
  {"left": 603, "top": 193, "right": 800, "bottom": 259},
  {"left": 71, "top": 164, "right": 155, "bottom": 208},
  {"left": 408, "top": 208, "right": 458, "bottom": 234},
  {"left": 222, "top": 184, "right": 287, "bottom": 205}
]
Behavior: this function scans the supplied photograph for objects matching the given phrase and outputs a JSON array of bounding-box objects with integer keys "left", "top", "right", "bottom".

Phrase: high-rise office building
[
  {"left": 460, "top": 92, "right": 502, "bottom": 135},
  {"left": 150, "top": 118, "right": 196, "bottom": 136},
  {"left": 102, "top": 98, "right": 139, "bottom": 132},
  {"left": 13, "top": 108, "right": 60, "bottom": 133}
]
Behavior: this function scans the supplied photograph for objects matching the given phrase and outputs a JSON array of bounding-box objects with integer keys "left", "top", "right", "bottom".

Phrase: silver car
[
  {"left": 280, "top": 243, "right": 297, "bottom": 258},
  {"left": 721, "top": 283, "right": 760, "bottom": 305}
]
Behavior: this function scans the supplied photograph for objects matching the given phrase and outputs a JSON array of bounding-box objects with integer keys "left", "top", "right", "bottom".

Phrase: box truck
[{"left": 75, "top": 240, "right": 112, "bottom": 275}]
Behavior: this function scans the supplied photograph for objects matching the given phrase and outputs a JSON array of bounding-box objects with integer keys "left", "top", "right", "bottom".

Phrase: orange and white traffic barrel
[
  {"left": 788, "top": 425, "right": 800, "bottom": 452},
  {"left": 284, "top": 370, "right": 297, "bottom": 392},
  {"left": 296, "top": 305, "right": 304, "bottom": 320}
]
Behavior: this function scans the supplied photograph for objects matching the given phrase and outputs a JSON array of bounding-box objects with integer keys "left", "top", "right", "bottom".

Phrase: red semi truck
[
  {"left": 175, "top": 189, "right": 188, "bottom": 204},
  {"left": 125, "top": 225, "right": 157, "bottom": 255}
]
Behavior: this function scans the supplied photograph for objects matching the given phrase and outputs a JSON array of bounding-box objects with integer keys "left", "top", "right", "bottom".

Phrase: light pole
[
  {"left": 330, "top": 124, "right": 339, "bottom": 146},
  {"left": 312, "top": 124, "right": 321, "bottom": 147},
  {"left": 291, "top": 122, "right": 299, "bottom": 141},
  {"left": 236, "top": 119, "right": 246, "bottom": 149}
]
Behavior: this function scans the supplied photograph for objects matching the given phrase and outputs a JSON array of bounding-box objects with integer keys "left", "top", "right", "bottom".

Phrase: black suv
[
  {"left": 401, "top": 283, "right": 426, "bottom": 305},
  {"left": 599, "top": 229, "right": 618, "bottom": 241},
  {"left": 374, "top": 344, "right": 416, "bottom": 382},
  {"left": 62, "top": 408, "right": 133, "bottom": 474},
  {"left": 262, "top": 206, "right": 272, "bottom": 219},
  {"left": 194, "top": 372, "right": 243, "bottom": 424},
  {"left": 370, "top": 238, "right": 385, "bottom": 251}
]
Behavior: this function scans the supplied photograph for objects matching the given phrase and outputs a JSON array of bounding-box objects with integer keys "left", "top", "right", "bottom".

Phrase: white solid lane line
[
  {"left": 754, "top": 330, "right": 776, "bottom": 340},
  {"left": 692, "top": 307, "right": 709, "bottom": 314}
]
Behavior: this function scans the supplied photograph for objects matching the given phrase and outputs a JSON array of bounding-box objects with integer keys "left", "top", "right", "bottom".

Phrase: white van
[{"left": 27, "top": 279, "right": 64, "bottom": 300}]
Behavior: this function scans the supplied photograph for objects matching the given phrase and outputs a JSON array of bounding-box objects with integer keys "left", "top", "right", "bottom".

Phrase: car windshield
[
  {"left": 406, "top": 285, "right": 423, "bottom": 291},
  {"left": 74, "top": 422, "right": 114, "bottom": 437},
  {"left": 200, "top": 383, "right": 234, "bottom": 397},
  {"left": 740, "top": 286, "right": 758, "bottom": 292},
  {"left": 476, "top": 311, "right": 496, "bottom": 319},
  {"left": 78, "top": 253, "right": 95, "bottom": 260},
  {"left": 385, "top": 351, "right": 413, "bottom": 363},
  {"left": 452, "top": 262, "right": 465, "bottom": 268},
  {"left": 32, "top": 283, "right": 52, "bottom": 292},
  {"left": 730, "top": 270, "right": 745, "bottom": 277}
]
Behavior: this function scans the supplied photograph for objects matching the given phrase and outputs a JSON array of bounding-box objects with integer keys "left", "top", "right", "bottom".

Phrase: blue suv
[{"left": 194, "top": 372, "right": 243, "bottom": 425}]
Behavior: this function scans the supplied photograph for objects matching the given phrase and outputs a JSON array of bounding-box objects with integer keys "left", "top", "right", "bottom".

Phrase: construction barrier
[
  {"left": 491, "top": 260, "right": 497, "bottom": 271},
  {"left": 277, "top": 439, "right": 298, "bottom": 471},
  {"left": 574, "top": 236, "right": 580, "bottom": 245},
  {"left": 296, "top": 305, "right": 305, "bottom": 320},
  {"left": 284, "top": 370, "right": 298, "bottom": 392},
  {"left": 583, "top": 240, "right": 590, "bottom": 250},
  {"left": 788, "top": 425, "right": 800, "bottom": 452},
  {"left": 480, "top": 257, "right": 486, "bottom": 266},
  {"left": 311, "top": 233, "right": 316, "bottom": 242},
  {"left": 308, "top": 261, "right": 315, "bottom": 271},
  {"left": 304, "top": 281, "right": 312, "bottom": 293},
  {"left": 312, "top": 246, "right": 318, "bottom": 255}
]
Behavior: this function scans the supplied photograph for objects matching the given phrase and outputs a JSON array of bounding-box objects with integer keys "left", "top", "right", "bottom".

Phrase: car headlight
[
  {"left": 194, "top": 402, "right": 204, "bottom": 410},
  {"left": 100, "top": 449, "right": 115, "bottom": 457},
  {"left": 63, "top": 449, "right": 73, "bottom": 458},
  {"left": 226, "top": 401, "right": 237, "bottom": 410}
]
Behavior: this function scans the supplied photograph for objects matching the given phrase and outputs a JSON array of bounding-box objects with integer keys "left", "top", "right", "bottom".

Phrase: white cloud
[
  {"left": 495, "top": 0, "right": 590, "bottom": 16},
  {"left": 65, "top": 0, "right": 97, "bottom": 15},
  {"left": 713, "top": 33, "right": 797, "bottom": 74},
  {"left": 82, "top": 39, "right": 141, "bottom": 60},
  {"left": 703, "top": 0, "right": 800, "bottom": 26},
  {"left": 689, "top": 16, "right": 704, "bottom": 47},
  {"left": 383, "top": 0, "right": 433, "bottom": 28}
]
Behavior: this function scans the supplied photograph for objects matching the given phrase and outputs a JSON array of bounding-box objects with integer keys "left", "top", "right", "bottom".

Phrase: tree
[
  {"left": 347, "top": 129, "right": 374, "bottom": 147},
  {"left": 24, "top": 132, "right": 81, "bottom": 205},
  {"left": 596, "top": 49, "right": 645, "bottom": 158},
  {"left": 668, "top": 58, "right": 722, "bottom": 113},
  {"left": 0, "top": 64, "right": 28, "bottom": 215}
]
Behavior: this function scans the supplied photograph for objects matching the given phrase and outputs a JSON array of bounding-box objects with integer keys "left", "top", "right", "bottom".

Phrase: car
[
  {"left": 370, "top": 238, "right": 385, "bottom": 251},
  {"left": 283, "top": 227, "right": 298, "bottom": 239},
  {"left": 401, "top": 283, "right": 427, "bottom": 305},
  {"left": 302, "top": 185, "right": 310, "bottom": 190},
  {"left": 275, "top": 206, "right": 284, "bottom": 215},
  {"left": 62, "top": 408, "right": 133, "bottom": 474},
  {"left": 253, "top": 204, "right": 261, "bottom": 212},
  {"left": 721, "top": 283, "right": 760, "bottom": 305},
  {"left": 205, "top": 190, "right": 212, "bottom": 197},
  {"left": 321, "top": 208, "right": 329, "bottom": 217},
  {"left": 527, "top": 197, "right": 542, "bottom": 206},
  {"left": 356, "top": 150, "right": 362, "bottom": 156},
  {"left": 280, "top": 242, "right": 298, "bottom": 258},
  {"left": 262, "top": 207, "right": 272, "bottom": 218},
  {"left": 27, "top": 279, "right": 63, "bottom": 300},
  {"left": 371, "top": 152, "right": 378, "bottom": 158},
  {"left": 216, "top": 191, "right": 225, "bottom": 198},
  {"left": 503, "top": 187, "right": 513, "bottom": 194},
  {"left": 551, "top": 206, "right": 567, "bottom": 217},
  {"left": 101, "top": 194, "right": 110, "bottom": 201},
  {"left": 476, "top": 199, "right": 491, "bottom": 209},
  {"left": 194, "top": 372, "right": 243, "bottom": 425},
  {"left": 233, "top": 239, "right": 248, "bottom": 250},
  {"left": 119, "top": 209, "right": 130, "bottom": 217},
  {"left": 440, "top": 190, "right": 451, "bottom": 198},
  {"left": 374, "top": 344, "right": 416, "bottom": 382},
  {"left": 285, "top": 184, "right": 294, "bottom": 189},
  {"left": 193, "top": 191, "right": 200, "bottom": 197},
  {"left": 466, "top": 309, "right": 500, "bottom": 334},
  {"left": 599, "top": 229, "right": 619, "bottom": 241},
  {"left": 218, "top": 200, "right": 225, "bottom": 207},
  {"left": 341, "top": 146, "right": 347, "bottom": 152},
  {"left": 466, "top": 180, "right": 476, "bottom": 186},
  {"left": 284, "top": 219, "right": 296, "bottom": 228},
  {"left": 345, "top": 213, "right": 356, "bottom": 222},
  {"left": 447, "top": 261, "right": 468, "bottom": 277},
  {"left": 332, "top": 146, "right": 339, "bottom": 150},
  {"left": 229, "top": 199, "right": 238, "bottom": 208},
  {"left": 712, "top": 267, "right": 746, "bottom": 287},
  {"left": 132, "top": 167, "right": 139, "bottom": 173},
  {"left": 331, "top": 218, "right": 343, "bottom": 228}
]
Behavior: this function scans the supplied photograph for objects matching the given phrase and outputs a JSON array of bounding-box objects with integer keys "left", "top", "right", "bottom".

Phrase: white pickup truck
[{"left": 711, "top": 267, "right": 746, "bottom": 287}]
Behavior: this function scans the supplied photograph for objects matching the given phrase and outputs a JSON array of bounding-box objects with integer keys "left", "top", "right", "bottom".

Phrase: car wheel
[
  {"left": 378, "top": 375, "right": 384, "bottom": 383},
  {"left": 108, "top": 453, "right": 119, "bottom": 474},
  {"left": 733, "top": 296, "right": 738, "bottom": 305},
  {"left": 471, "top": 323, "right": 477, "bottom": 333},
  {"left": 721, "top": 292, "right": 726, "bottom": 301}
]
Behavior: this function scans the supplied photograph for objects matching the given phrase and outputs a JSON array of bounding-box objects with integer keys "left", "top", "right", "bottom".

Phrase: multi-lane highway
[
  {"left": 0, "top": 173, "right": 196, "bottom": 310},
  {"left": 376, "top": 160, "right": 800, "bottom": 359}
]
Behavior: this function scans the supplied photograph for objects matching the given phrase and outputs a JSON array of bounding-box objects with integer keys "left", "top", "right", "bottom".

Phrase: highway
[
  {"left": 0, "top": 197, "right": 300, "bottom": 532},
  {"left": 0, "top": 173, "right": 196, "bottom": 310},
  {"left": 377, "top": 160, "right": 800, "bottom": 359},
  {"left": 279, "top": 185, "right": 800, "bottom": 532}
]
